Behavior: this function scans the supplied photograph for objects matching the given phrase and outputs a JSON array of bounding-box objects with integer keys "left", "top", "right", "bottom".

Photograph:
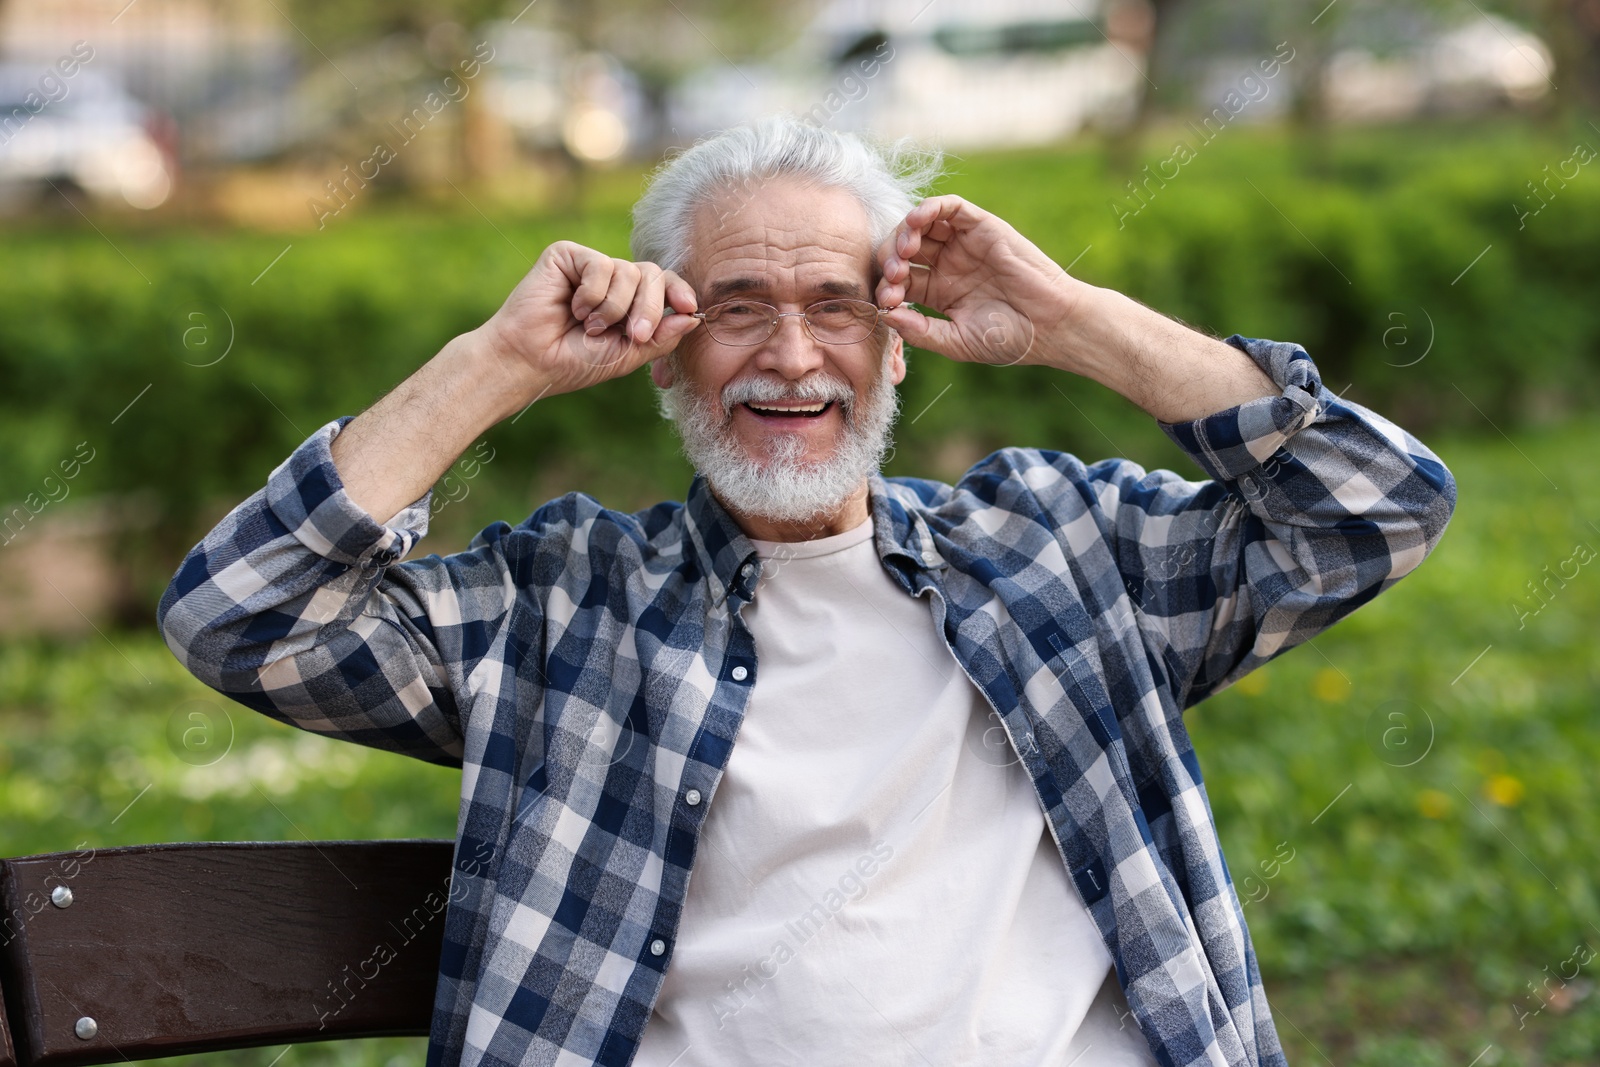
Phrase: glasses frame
[{"left": 688, "top": 298, "right": 903, "bottom": 347}]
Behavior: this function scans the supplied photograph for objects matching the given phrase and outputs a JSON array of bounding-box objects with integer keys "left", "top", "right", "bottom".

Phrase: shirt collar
[
  {"left": 682, "top": 473, "right": 759, "bottom": 607},
  {"left": 682, "top": 471, "right": 946, "bottom": 607}
]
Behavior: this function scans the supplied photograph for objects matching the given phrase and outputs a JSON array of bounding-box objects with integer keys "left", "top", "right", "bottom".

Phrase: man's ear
[
  {"left": 650, "top": 353, "right": 676, "bottom": 389},
  {"left": 888, "top": 331, "right": 906, "bottom": 386}
]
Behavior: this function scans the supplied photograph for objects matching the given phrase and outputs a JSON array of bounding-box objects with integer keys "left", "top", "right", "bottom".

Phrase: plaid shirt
[{"left": 158, "top": 336, "right": 1455, "bottom": 1067}]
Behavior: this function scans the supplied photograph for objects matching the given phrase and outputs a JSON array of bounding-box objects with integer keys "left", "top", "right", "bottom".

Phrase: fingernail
[
  {"left": 586, "top": 314, "right": 606, "bottom": 333},
  {"left": 632, "top": 319, "right": 649, "bottom": 342},
  {"left": 573, "top": 304, "right": 591, "bottom": 320}
]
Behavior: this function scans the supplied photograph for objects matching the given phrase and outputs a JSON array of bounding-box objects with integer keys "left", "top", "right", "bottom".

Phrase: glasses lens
[
  {"left": 704, "top": 300, "right": 774, "bottom": 345},
  {"left": 806, "top": 299, "right": 878, "bottom": 343}
]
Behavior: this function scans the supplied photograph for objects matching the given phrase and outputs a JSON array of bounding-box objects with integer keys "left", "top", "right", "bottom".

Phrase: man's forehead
[{"left": 683, "top": 179, "right": 877, "bottom": 293}]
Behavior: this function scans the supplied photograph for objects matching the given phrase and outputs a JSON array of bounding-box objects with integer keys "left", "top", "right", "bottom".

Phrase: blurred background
[{"left": 1, "top": 0, "right": 1598, "bottom": 1063}]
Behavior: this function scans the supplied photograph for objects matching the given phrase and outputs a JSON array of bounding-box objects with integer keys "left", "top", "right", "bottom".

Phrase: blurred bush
[{"left": 1, "top": 118, "right": 1597, "bottom": 611}]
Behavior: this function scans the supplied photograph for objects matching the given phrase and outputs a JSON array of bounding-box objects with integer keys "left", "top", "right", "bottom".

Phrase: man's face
[{"left": 652, "top": 177, "right": 907, "bottom": 528}]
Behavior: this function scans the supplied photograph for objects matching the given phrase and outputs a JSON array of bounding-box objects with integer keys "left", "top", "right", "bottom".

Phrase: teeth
[{"left": 748, "top": 402, "right": 827, "bottom": 413}]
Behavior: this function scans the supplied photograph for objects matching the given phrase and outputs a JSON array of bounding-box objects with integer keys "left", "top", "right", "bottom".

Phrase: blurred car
[
  {"left": 0, "top": 64, "right": 175, "bottom": 212},
  {"left": 482, "top": 23, "right": 649, "bottom": 164},
  {"left": 667, "top": 0, "right": 1145, "bottom": 150},
  {"left": 1319, "top": 12, "right": 1553, "bottom": 122}
]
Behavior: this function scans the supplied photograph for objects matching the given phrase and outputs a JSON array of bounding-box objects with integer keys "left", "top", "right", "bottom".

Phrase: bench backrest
[
  {"left": 0, "top": 840, "right": 454, "bottom": 1067},
  {"left": 1, "top": 972, "right": 14, "bottom": 1067}
]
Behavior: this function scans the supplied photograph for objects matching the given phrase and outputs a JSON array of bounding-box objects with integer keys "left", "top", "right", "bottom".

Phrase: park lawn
[{"left": 2, "top": 412, "right": 1597, "bottom": 1065}]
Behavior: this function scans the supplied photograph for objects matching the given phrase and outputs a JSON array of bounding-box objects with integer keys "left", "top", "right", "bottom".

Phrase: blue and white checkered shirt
[{"left": 158, "top": 336, "right": 1455, "bottom": 1067}]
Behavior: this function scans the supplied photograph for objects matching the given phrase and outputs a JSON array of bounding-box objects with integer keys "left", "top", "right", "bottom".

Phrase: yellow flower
[
  {"left": 1312, "top": 668, "right": 1350, "bottom": 703},
  {"left": 1485, "top": 774, "right": 1525, "bottom": 807},
  {"left": 1417, "top": 789, "right": 1451, "bottom": 819}
]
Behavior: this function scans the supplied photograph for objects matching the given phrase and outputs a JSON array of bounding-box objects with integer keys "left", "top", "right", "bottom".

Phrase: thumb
[
  {"left": 638, "top": 312, "right": 701, "bottom": 359},
  {"left": 885, "top": 305, "right": 961, "bottom": 358}
]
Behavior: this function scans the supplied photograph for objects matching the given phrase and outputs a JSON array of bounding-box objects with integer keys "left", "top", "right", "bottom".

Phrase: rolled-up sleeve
[
  {"left": 156, "top": 417, "right": 520, "bottom": 766},
  {"left": 1094, "top": 335, "right": 1456, "bottom": 708}
]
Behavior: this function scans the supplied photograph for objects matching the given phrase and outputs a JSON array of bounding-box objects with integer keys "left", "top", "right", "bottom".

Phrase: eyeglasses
[{"left": 689, "top": 298, "right": 900, "bottom": 346}]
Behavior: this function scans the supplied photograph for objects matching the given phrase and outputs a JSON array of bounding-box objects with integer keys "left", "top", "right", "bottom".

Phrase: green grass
[
  {"left": 1186, "top": 417, "right": 1600, "bottom": 1064},
  {"left": 4, "top": 417, "right": 1598, "bottom": 1064}
]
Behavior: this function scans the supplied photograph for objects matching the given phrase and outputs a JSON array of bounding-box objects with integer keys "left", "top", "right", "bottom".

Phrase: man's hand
[
  {"left": 478, "top": 241, "right": 701, "bottom": 400},
  {"left": 328, "top": 242, "right": 700, "bottom": 526},
  {"left": 875, "top": 195, "right": 1277, "bottom": 423},
  {"left": 874, "top": 195, "right": 1080, "bottom": 368}
]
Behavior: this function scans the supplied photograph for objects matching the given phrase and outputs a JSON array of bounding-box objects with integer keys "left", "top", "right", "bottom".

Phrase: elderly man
[{"left": 159, "top": 116, "right": 1455, "bottom": 1067}]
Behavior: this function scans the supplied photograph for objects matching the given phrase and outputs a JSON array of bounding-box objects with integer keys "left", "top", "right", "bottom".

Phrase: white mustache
[{"left": 720, "top": 374, "right": 855, "bottom": 414}]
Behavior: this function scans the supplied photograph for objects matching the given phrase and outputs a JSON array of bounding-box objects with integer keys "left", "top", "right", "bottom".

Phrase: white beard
[{"left": 660, "top": 346, "right": 901, "bottom": 528}]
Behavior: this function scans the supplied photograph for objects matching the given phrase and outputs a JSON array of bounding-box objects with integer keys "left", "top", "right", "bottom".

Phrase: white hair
[{"left": 629, "top": 114, "right": 944, "bottom": 272}]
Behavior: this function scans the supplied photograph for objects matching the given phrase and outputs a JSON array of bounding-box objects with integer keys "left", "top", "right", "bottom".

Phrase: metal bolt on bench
[{"left": 0, "top": 840, "right": 454, "bottom": 1067}]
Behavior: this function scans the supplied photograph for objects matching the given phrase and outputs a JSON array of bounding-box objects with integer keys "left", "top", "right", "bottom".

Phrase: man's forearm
[
  {"left": 330, "top": 328, "right": 532, "bottom": 526},
  {"left": 1047, "top": 284, "right": 1278, "bottom": 424}
]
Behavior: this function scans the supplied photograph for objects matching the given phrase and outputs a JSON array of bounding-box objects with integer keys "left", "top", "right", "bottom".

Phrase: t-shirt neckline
[{"left": 749, "top": 516, "right": 874, "bottom": 560}]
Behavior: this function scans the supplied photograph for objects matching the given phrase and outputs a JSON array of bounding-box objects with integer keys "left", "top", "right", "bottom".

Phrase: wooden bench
[{"left": 0, "top": 840, "right": 454, "bottom": 1067}]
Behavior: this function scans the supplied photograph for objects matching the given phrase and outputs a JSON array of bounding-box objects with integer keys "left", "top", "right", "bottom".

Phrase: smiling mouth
[{"left": 742, "top": 401, "right": 834, "bottom": 419}]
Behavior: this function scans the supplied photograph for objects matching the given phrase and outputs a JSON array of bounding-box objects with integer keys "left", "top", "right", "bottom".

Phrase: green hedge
[{"left": 1, "top": 118, "right": 1597, "bottom": 605}]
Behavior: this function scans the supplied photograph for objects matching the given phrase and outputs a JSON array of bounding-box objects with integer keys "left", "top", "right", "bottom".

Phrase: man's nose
[{"left": 753, "top": 313, "right": 827, "bottom": 380}]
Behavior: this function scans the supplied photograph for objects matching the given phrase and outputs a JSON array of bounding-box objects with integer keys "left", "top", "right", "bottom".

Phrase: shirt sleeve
[
  {"left": 1092, "top": 335, "right": 1457, "bottom": 709},
  {"left": 155, "top": 416, "right": 523, "bottom": 767}
]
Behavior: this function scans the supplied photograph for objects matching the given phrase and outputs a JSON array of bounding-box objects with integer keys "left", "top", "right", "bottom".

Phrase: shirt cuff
[
  {"left": 263, "top": 416, "right": 432, "bottom": 568},
  {"left": 1157, "top": 335, "right": 1324, "bottom": 483}
]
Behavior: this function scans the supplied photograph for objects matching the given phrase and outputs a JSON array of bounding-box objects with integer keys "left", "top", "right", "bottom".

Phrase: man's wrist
[
  {"left": 1039, "top": 284, "right": 1160, "bottom": 380},
  {"left": 1039, "top": 286, "right": 1276, "bottom": 423},
  {"left": 440, "top": 326, "right": 550, "bottom": 429}
]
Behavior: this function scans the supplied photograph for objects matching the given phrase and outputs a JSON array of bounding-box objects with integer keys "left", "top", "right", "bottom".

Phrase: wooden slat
[
  {"left": 0, "top": 840, "right": 454, "bottom": 1067},
  {"left": 1, "top": 972, "right": 17, "bottom": 1067}
]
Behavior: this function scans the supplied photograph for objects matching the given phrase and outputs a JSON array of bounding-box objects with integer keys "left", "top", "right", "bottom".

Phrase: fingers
[
  {"left": 558, "top": 242, "right": 695, "bottom": 327},
  {"left": 876, "top": 195, "right": 983, "bottom": 308},
  {"left": 562, "top": 245, "right": 615, "bottom": 322},
  {"left": 886, "top": 195, "right": 978, "bottom": 265},
  {"left": 622, "top": 264, "right": 666, "bottom": 344},
  {"left": 567, "top": 261, "right": 700, "bottom": 374},
  {"left": 572, "top": 258, "right": 698, "bottom": 337},
  {"left": 883, "top": 303, "right": 960, "bottom": 357},
  {"left": 633, "top": 269, "right": 702, "bottom": 358},
  {"left": 663, "top": 273, "right": 698, "bottom": 317},
  {"left": 584, "top": 260, "right": 643, "bottom": 335},
  {"left": 642, "top": 308, "right": 701, "bottom": 357},
  {"left": 877, "top": 258, "right": 932, "bottom": 310},
  {"left": 632, "top": 270, "right": 701, "bottom": 357},
  {"left": 904, "top": 194, "right": 987, "bottom": 237},
  {"left": 620, "top": 267, "right": 703, "bottom": 356}
]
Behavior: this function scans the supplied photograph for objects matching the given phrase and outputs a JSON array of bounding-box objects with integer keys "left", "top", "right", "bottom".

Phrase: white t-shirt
[{"left": 634, "top": 517, "right": 1159, "bottom": 1066}]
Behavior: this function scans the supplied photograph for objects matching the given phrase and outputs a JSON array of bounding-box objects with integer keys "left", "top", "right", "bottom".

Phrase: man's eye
[{"left": 719, "top": 303, "right": 762, "bottom": 318}]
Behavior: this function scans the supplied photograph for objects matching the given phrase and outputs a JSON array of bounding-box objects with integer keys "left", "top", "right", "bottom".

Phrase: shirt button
[
  {"left": 740, "top": 563, "right": 755, "bottom": 578},
  {"left": 731, "top": 665, "right": 749, "bottom": 682},
  {"left": 685, "top": 788, "right": 702, "bottom": 806},
  {"left": 650, "top": 939, "right": 666, "bottom": 956}
]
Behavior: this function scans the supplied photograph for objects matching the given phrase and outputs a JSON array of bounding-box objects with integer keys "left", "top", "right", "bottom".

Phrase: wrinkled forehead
[{"left": 681, "top": 177, "right": 879, "bottom": 302}]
